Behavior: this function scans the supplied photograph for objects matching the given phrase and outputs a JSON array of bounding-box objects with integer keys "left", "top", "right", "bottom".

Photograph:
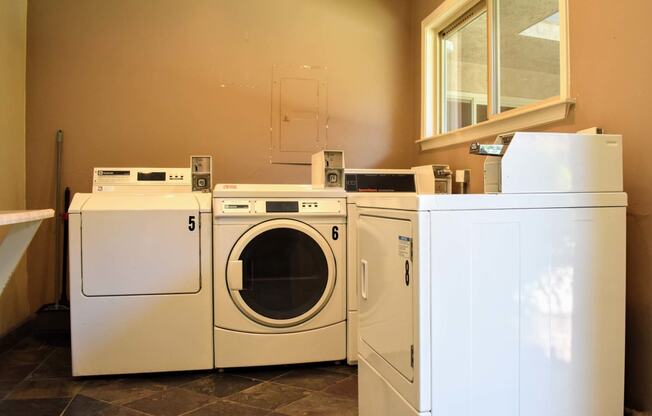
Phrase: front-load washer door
[
  {"left": 226, "top": 219, "right": 336, "bottom": 328},
  {"left": 80, "top": 193, "right": 201, "bottom": 296}
]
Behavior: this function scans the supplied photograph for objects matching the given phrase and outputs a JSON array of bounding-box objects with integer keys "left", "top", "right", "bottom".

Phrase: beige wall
[
  {"left": 21, "top": 0, "right": 652, "bottom": 409},
  {"left": 412, "top": 0, "right": 652, "bottom": 410},
  {"left": 25, "top": 0, "right": 413, "bottom": 321},
  {"left": 0, "top": 0, "right": 29, "bottom": 336}
]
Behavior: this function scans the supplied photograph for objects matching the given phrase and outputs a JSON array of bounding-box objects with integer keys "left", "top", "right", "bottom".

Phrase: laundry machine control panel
[
  {"left": 93, "top": 167, "right": 192, "bottom": 193},
  {"left": 218, "top": 199, "right": 345, "bottom": 216}
]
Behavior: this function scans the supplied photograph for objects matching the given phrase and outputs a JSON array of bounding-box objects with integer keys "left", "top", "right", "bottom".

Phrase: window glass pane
[
  {"left": 476, "top": 104, "right": 488, "bottom": 122},
  {"left": 497, "top": 0, "right": 560, "bottom": 111},
  {"left": 441, "top": 8, "right": 487, "bottom": 133},
  {"left": 239, "top": 228, "right": 329, "bottom": 321},
  {"left": 446, "top": 98, "right": 473, "bottom": 130}
]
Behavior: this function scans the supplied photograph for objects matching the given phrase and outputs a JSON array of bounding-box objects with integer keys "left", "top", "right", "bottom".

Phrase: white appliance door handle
[
  {"left": 227, "top": 260, "right": 243, "bottom": 291},
  {"left": 360, "top": 259, "right": 368, "bottom": 300}
]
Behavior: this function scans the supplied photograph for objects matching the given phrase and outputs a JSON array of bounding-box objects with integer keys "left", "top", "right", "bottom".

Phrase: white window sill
[{"left": 416, "top": 98, "right": 576, "bottom": 151}]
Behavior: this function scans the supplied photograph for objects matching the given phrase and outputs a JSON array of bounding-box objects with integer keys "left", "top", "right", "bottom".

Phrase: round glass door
[{"left": 226, "top": 219, "right": 336, "bottom": 327}]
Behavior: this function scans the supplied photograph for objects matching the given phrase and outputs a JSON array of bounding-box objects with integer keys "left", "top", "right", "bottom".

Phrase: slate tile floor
[{"left": 0, "top": 327, "right": 358, "bottom": 416}]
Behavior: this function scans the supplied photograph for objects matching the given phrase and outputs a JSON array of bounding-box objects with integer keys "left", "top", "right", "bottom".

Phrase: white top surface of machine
[
  {"left": 69, "top": 193, "right": 211, "bottom": 214},
  {"left": 214, "top": 183, "right": 346, "bottom": 198},
  {"left": 348, "top": 191, "right": 627, "bottom": 211}
]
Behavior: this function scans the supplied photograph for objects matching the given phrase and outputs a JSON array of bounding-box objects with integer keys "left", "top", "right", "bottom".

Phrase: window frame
[{"left": 419, "top": 0, "right": 573, "bottom": 150}]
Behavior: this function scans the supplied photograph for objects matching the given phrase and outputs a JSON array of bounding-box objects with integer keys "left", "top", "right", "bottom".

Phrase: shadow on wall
[{"left": 625, "top": 211, "right": 652, "bottom": 412}]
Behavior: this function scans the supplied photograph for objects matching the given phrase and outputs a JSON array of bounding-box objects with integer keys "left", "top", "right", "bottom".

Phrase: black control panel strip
[
  {"left": 266, "top": 201, "right": 299, "bottom": 213},
  {"left": 345, "top": 173, "right": 416, "bottom": 192},
  {"left": 137, "top": 172, "right": 166, "bottom": 181}
]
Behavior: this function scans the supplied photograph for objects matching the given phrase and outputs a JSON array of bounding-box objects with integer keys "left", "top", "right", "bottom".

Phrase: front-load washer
[
  {"left": 213, "top": 184, "right": 346, "bottom": 368},
  {"left": 69, "top": 167, "right": 213, "bottom": 376}
]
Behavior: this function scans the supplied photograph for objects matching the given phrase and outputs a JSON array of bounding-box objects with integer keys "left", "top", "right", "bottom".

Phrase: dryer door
[
  {"left": 358, "top": 214, "right": 414, "bottom": 382},
  {"left": 80, "top": 193, "right": 201, "bottom": 296},
  {"left": 226, "top": 219, "right": 336, "bottom": 327}
]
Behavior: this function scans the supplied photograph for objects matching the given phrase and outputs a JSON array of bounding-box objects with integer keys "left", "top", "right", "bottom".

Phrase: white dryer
[
  {"left": 69, "top": 168, "right": 213, "bottom": 376},
  {"left": 344, "top": 169, "right": 417, "bottom": 365},
  {"left": 213, "top": 184, "right": 346, "bottom": 368},
  {"left": 355, "top": 132, "right": 627, "bottom": 416}
]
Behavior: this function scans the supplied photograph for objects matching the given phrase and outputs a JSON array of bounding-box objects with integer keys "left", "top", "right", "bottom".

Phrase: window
[
  {"left": 420, "top": 0, "right": 573, "bottom": 150},
  {"left": 441, "top": 2, "right": 488, "bottom": 132},
  {"left": 495, "top": 1, "right": 560, "bottom": 111}
]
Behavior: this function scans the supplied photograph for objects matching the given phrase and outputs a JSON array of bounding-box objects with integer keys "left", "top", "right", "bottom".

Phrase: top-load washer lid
[{"left": 79, "top": 193, "right": 202, "bottom": 296}]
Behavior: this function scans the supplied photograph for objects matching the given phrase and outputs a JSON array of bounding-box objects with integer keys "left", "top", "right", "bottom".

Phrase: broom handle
[{"left": 54, "top": 130, "right": 63, "bottom": 306}]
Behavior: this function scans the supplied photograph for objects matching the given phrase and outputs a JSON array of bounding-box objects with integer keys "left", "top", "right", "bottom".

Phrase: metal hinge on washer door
[{"left": 410, "top": 345, "right": 414, "bottom": 368}]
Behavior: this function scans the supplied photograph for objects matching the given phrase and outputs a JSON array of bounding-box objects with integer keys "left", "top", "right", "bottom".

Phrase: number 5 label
[{"left": 188, "top": 216, "right": 196, "bottom": 231}]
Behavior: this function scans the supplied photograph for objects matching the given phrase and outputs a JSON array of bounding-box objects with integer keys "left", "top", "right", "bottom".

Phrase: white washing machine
[
  {"left": 344, "top": 169, "right": 417, "bottom": 365},
  {"left": 69, "top": 168, "right": 213, "bottom": 376},
  {"left": 213, "top": 184, "right": 347, "bottom": 368},
  {"left": 355, "top": 132, "right": 627, "bottom": 416}
]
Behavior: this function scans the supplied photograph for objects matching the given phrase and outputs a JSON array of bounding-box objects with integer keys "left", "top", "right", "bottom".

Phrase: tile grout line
[
  {"left": 268, "top": 375, "right": 359, "bottom": 413},
  {"left": 219, "top": 379, "right": 272, "bottom": 400},
  {"left": 220, "top": 379, "right": 308, "bottom": 414},
  {"left": 57, "top": 395, "right": 78, "bottom": 416},
  {"left": 225, "top": 368, "right": 293, "bottom": 383},
  {"left": 115, "top": 403, "right": 155, "bottom": 416},
  {"left": 168, "top": 382, "right": 258, "bottom": 416},
  {"left": 121, "top": 384, "right": 218, "bottom": 415},
  {"left": 75, "top": 378, "right": 167, "bottom": 410},
  {"left": 24, "top": 346, "right": 58, "bottom": 380},
  {"left": 267, "top": 379, "right": 325, "bottom": 393},
  {"left": 222, "top": 394, "right": 280, "bottom": 412},
  {"left": 2, "top": 329, "right": 33, "bottom": 355},
  {"left": 175, "top": 374, "right": 286, "bottom": 414},
  {"left": 70, "top": 371, "right": 213, "bottom": 410},
  {"left": 0, "top": 345, "right": 60, "bottom": 402},
  {"left": 266, "top": 372, "right": 352, "bottom": 394},
  {"left": 173, "top": 372, "right": 265, "bottom": 402}
]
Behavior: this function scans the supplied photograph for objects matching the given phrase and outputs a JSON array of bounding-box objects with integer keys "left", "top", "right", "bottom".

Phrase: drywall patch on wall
[
  {"left": 271, "top": 65, "right": 329, "bottom": 164},
  {"left": 0, "top": 0, "right": 29, "bottom": 336}
]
